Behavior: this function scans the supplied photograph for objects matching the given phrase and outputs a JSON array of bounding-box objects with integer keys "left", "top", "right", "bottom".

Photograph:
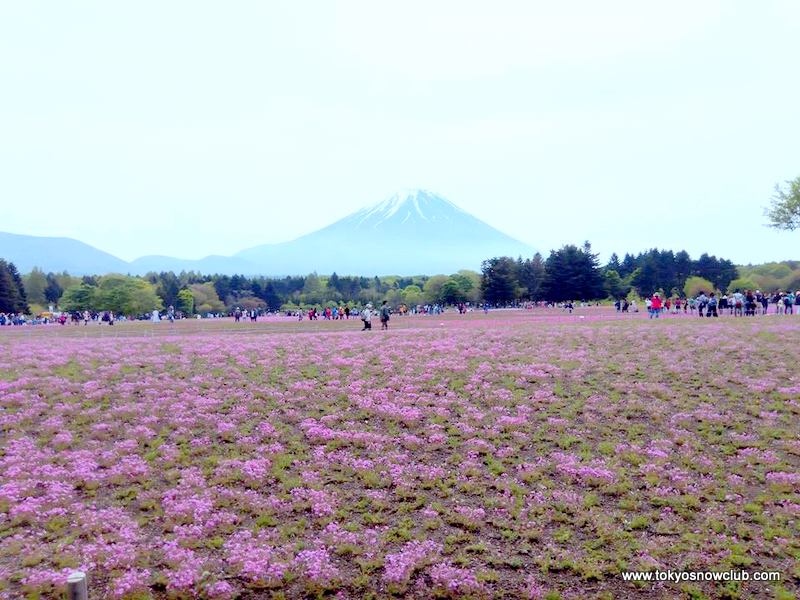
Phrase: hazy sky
[{"left": 2, "top": 1, "right": 799, "bottom": 264}]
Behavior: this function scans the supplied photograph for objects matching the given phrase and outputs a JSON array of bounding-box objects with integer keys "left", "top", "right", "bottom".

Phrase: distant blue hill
[
  {"left": 1, "top": 190, "right": 536, "bottom": 276},
  {"left": 0, "top": 231, "right": 130, "bottom": 275}
]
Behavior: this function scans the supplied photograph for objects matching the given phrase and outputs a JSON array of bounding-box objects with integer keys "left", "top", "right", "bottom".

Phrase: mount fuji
[
  {"left": 234, "top": 189, "right": 535, "bottom": 275},
  {"left": 2, "top": 190, "right": 535, "bottom": 276}
]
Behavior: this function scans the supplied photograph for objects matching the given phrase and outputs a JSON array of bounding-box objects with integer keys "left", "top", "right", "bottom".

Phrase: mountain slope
[
  {"left": 0, "top": 231, "right": 130, "bottom": 275},
  {"left": 128, "top": 254, "right": 259, "bottom": 275},
  {"left": 235, "top": 189, "right": 534, "bottom": 275},
  {"left": 1, "top": 191, "right": 535, "bottom": 276}
]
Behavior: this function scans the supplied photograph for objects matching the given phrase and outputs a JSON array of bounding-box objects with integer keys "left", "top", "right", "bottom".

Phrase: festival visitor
[
  {"left": 745, "top": 290, "right": 756, "bottom": 316},
  {"left": 706, "top": 293, "right": 719, "bottom": 317},
  {"left": 361, "top": 303, "right": 373, "bottom": 331},
  {"left": 649, "top": 293, "right": 662, "bottom": 319},
  {"left": 695, "top": 292, "right": 708, "bottom": 317},
  {"left": 380, "top": 300, "right": 391, "bottom": 330},
  {"left": 732, "top": 290, "right": 744, "bottom": 316},
  {"left": 784, "top": 291, "right": 796, "bottom": 315}
]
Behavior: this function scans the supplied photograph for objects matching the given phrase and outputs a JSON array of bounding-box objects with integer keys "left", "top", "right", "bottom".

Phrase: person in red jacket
[{"left": 649, "top": 293, "right": 662, "bottom": 319}]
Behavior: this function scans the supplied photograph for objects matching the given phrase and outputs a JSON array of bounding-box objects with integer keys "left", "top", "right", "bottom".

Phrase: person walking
[
  {"left": 785, "top": 291, "right": 796, "bottom": 315},
  {"left": 707, "top": 293, "right": 719, "bottom": 317},
  {"left": 361, "top": 303, "right": 373, "bottom": 331},
  {"left": 732, "top": 291, "right": 744, "bottom": 317},
  {"left": 696, "top": 292, "right": 708, "bottom": 317},
  {"left": 745, "top": 290, "right": 756, "bottom": 316},
  {"left": 649, "top": 293, "right": 662, "bottom": 319},
  {"left": 380, "top": 300, "right": 391, "bottom": 330}
]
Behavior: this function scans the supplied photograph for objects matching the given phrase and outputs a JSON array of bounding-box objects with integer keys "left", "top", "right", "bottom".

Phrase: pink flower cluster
[
  {"left": 429, "top": 562, "right": 484, "bottom": 596},
  {"left": 382, "top": 540, "right": 442, "bottom": 584},
  {"left": 224, "top": 530, "right": 286, "bottom": 584}
]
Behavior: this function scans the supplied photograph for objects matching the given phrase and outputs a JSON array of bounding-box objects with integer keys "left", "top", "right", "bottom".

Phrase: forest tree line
[{"left": 2, "top": 243, "right": 798, "bottom": 315}]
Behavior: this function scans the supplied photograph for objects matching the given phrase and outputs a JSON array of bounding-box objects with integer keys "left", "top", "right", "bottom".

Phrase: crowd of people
[
  {"left": 636, "top": 290, "right": 799, "bottom": 318},
  {"left": 0, "top": 310, "right": 119, "bottom": 326},
  {"left": 232, "top": 307, "right": 259, "bottom": 323},
  {"left": 4, "top": 290, "right": 799, "bottom": 328},
  {"left": 297, "top": 305, "right": 354, "bottom": 321}
]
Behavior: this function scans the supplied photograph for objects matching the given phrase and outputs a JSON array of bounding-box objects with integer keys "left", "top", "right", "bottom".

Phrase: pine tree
[
  {"left": 518, "top": 253, "right": 546, "bottom": 300},
  {"left": 0, "top": 260, "right": 29, "bottom": 313},
  {"left": 542, "top": 243, "right": 604, "bottom": 302},
  {"left": 606, "top": 252, "right": 621, "bottom": 273},
  {"left": 44, "top": 272, "right": 63, "bottom": 305},
  {"left": 480, "top": 257, "right": 519, "bottom": 304}
]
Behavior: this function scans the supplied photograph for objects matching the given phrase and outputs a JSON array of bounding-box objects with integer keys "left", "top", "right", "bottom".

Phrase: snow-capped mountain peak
[
  {"left": 355, "top": 189, "right": 465, "bottom": 229},
  {"left": 233, "top": 189, "right": 535, "bottom": 275}
]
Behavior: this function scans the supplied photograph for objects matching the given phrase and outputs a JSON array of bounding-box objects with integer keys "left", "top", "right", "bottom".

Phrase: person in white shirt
[{"left": 361, "top": 303, "right": 373, "bottom": 331}]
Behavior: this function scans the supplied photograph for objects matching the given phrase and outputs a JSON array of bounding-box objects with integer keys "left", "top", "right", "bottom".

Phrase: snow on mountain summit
[{"left": 354, "top": 189, "right": 466, "bottom": 229}]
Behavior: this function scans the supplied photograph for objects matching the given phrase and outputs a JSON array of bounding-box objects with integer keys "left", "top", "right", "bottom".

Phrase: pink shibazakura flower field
[{"left": 1, "top": 310, "right": 799, "bottom": 599}]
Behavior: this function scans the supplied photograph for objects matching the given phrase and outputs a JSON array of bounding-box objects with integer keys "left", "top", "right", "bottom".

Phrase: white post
[{"left": 66, "top": 571, "right": 88, "bottom": 600}]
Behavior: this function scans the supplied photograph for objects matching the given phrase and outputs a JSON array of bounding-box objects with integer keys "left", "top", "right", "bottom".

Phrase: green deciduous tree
[
  {"left": 190, "top": 282, "right": 225, "bottom": 314},
  {"left": 93, "top": 275, "right": 163, "bottom": 315},
  {"left": 765, "top": 175, "right": 800, "bottom": 230},
  {"left": 422, "top": 275, "right": 449, "bottom": 304},
  {"left": 726, "top": 277, "right": 759, "bottom": 293},
  {"left": 177, "top": 288, "right": 195, "bottom": 315},
  {"left": 449, "top": 271, "right": 477, "bottom": 302},
  {"left": 401, "top": 284, "right": 423, "bottom": 306},
  {"left": 439, "top": 278, "right": 466, "bottom": 304},
  {"left": 24, "top": 268, "right": 47, "bottom": 306},
  {"left": 684, "top": 276, "right": 715, "bottom": 298},
  {"left": 60, "top": 283, "right": 97, "bottom": 312}
]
